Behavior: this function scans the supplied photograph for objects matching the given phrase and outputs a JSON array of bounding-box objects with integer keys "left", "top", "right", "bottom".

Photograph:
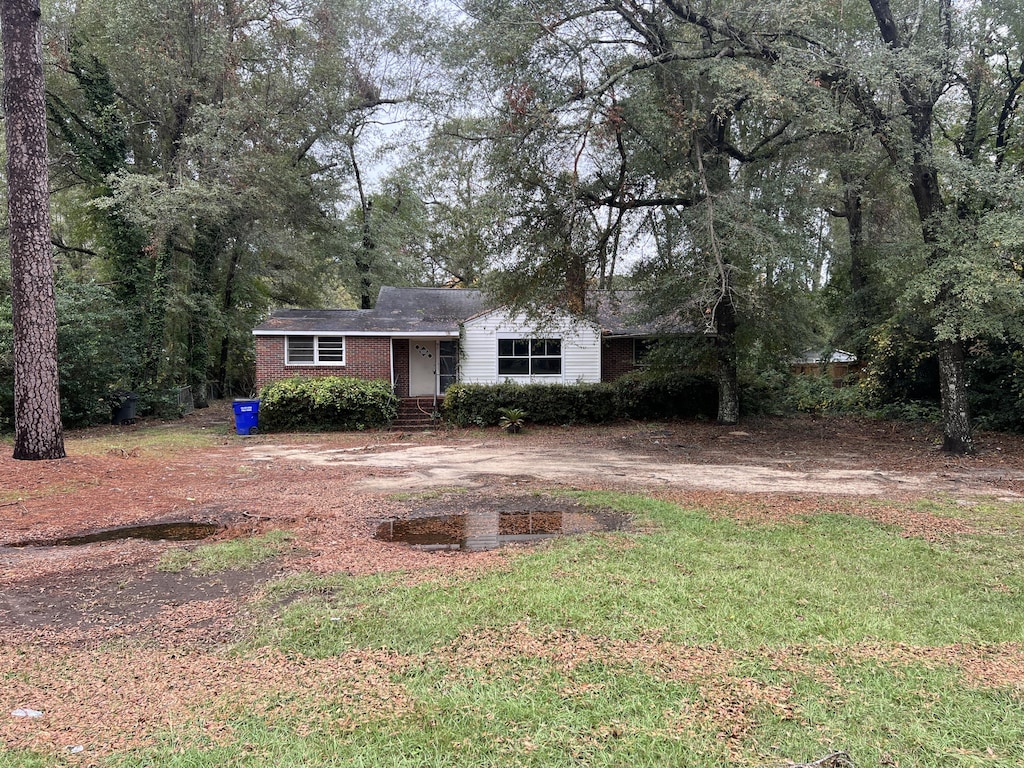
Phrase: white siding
[{"left": 460, "top": 309, "right": 602, "bottom": 385}]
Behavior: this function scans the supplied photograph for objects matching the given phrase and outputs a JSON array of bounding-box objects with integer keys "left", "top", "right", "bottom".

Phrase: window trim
[
  {"left": 633, "top": 338, "right": 653, "bottom": 366},
  {"left": 497, "top": 336, "right": 562, "bottom": 377},
  {"left": 286, "top": 335, "right": 346, "bottom": 366}
]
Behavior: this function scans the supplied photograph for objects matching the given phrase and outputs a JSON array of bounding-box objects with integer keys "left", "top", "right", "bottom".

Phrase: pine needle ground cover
[{"left": 4, "top": 491, "right": 1023, "bottom": 767}]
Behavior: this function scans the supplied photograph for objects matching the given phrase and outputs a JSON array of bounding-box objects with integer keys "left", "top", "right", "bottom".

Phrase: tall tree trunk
[
  {"left": 349, "top": 138, "right": 374, "bottom": 309},
  {"left": 867, "top": 0, "right": 973, "bottom": 455},
  {"left": 565, "top": 245, "right": 586, "bottom": 314},
  {"left": 216, "top": 245, "right": 243, "bottom": 398},
  {"left": 714, "top": 290, "right": 740, "bottom": 425},
  {"left": 2, "top": 0, "right": 65, "bottom": 460},
  {"left": 909, "top": 160, "right": 975, "bottom": 455},
  {"left": 841, "top": 169, "right": 866, "bottom": 295},
  {"left": 696, "top": 125, "right": 740, "bottom": 425},
  {"left": 838, "top": 166, "right": 871, "bottom": 361},
  {"left": 937, "top": 339, "right": 973, "bottom": 454}
]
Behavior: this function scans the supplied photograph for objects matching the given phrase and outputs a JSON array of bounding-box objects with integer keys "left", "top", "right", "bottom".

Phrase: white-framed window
[
  {"left": 498, "top": 337, "right": 562, "bottom": 375},
  {"left": 286, "top": 335, "right": 345, "bottom": 365}
]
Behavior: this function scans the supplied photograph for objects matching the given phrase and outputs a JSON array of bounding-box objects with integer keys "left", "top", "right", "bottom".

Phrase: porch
[{"left": 391, "top": 338, "right": 458, "bottom": 399}]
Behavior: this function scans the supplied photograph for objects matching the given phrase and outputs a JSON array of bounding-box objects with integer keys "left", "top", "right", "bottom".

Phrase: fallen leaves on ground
[{"left": 2, "top": 407, "right": 1024, "bottom": 757}]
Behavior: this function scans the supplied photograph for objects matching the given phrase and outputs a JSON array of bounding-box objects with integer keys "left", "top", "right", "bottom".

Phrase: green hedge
[
  {"left": 258, "top": 376, "right": 398, "bottom": 432},
  {"left": 441, "top": 382, "right": 617, "bottom": 427},
  {"left": 441, "top": 372, "right": 717, "bottom": 427},
  {"left": 613, "top": 370, "right": 718, "bottom": 420}
]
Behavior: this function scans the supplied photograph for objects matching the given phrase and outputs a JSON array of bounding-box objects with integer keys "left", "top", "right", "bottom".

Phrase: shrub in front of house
[
  {"left": 258, "top": 376, "right": 398, "bottom": 431},
  {"left": 441, "top": 373, "right": 718, "bottom": 427},
  {"left": 612, "top": 370, "right": 718, "bottom": 420},
  {"left": 442, "top": 382, "right": 619, "bottom": 427}
]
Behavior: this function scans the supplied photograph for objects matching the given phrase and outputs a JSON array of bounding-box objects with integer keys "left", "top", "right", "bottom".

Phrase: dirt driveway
[{"left": 244, "top": 437, "right": 1024, "bottom": 497}]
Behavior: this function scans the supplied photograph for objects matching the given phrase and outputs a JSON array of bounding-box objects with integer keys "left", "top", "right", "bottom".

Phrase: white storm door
[{"left": 409, "top": 341, "right": 437, "bottom": 396}]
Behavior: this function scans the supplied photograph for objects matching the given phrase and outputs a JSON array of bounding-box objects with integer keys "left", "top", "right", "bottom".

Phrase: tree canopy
[{"left": 1, "top": 0, "right": 1021, "bottom": 449}]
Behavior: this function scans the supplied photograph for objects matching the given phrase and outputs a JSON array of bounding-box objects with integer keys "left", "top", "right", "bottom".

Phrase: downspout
[
  {"left": 389, "top": 338, "right": 396, "bottom": 394},
  {"left": 432, "top": 340, "right": 438, "bottom": 413}
]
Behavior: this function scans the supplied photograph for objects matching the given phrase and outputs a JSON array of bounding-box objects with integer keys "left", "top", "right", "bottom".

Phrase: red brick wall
[
  {"left": 392, "top": 339, "right": 410, "bottom": 397},
  {"left": 255, "top": 336, "right": 393, "bottom": 392},
  {"left": 601, "top": 338, "right": 641, "bottom": 382}
]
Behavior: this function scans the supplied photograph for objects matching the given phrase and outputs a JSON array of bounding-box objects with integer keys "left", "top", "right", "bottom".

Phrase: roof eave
[{"left": 253, "top": 329, "right": 460, "bottom": 337}]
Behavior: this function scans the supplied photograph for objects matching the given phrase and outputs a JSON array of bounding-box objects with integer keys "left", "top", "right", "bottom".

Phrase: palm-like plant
[{"left": 497, "top": 407, "right": 527, "bottom": 434}]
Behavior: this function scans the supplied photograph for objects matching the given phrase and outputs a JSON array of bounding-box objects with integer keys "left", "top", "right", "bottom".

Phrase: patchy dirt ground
[
  {"left": 247, "top": 434, "right": 1024, "bottom": 496},
  {"left": 2, "top": 405, "right": 1024, "bottom": 649},
  {"left": 2, "top": 404, "right": 1024, "bottom": 756}
]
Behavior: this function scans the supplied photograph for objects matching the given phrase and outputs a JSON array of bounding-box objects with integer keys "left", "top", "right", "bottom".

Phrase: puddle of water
[
  {"left": 375, "top": 510, "right": 627, "bottom": 552},
  {"left": 7, "top": 522, "right": 223, "bottom": 548}
]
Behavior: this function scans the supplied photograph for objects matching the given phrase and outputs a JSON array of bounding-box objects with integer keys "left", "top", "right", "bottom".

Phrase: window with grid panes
[
  {"left": 286, "top": 336, "right": 345, "bottom": 365},
  {"left": 497, "top": 337, "right": 561, "bottom": 375}
]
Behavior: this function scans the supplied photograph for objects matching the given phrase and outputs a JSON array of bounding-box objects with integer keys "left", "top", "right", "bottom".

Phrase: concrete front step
[
  {"left": 393, "top": 414, "right": 438, "bottom": 424},
  {"left": 391, "top": 420, "right": 441, "bottom": 430},
  {"left": 392, "top": 397, "right": 443, "bottom": 430}
]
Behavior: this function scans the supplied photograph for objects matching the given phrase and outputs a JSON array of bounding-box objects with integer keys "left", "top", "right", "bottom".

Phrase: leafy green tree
[
  {"left": 443, "top": 2, "right": 643, "bottom": 310},
  {"left": 837, "top": 0, "right": 1024, "bottom": 451},
  {"left": 394, "top": 129, "right": 507, "bottom": 288},
  {"left": 450, "top": 1, "right": 835, "bottom": 423},
  {"left": 333, "top": 178, "right": 431, "bottom": 304},
  {"left": 44, "top": 0, "right": 434, "bottom": 399},
  {"left": 308, "top": 0, "right": 453, "bottom": 305},
  {"left": 53, "top": 278, "right": 132, "bottom": 427},
  {"left": 609, "top": 0, "right": 1024, "bottom": 450}
]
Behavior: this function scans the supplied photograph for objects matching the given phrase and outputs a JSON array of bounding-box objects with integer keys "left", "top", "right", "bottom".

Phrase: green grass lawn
[
  {"left": 4, "top": 493, "right": 1024, "bottom": 767},
  {"left": 157, "top": 530, "right": 296, "bottom": 575}
]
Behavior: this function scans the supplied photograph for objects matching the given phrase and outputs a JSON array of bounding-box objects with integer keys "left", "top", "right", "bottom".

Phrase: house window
[
  {"left": 286, "top": 335, "right": 345, "bottom": 365},
  {"left": 634, "top": 338, "right": 653, "bottom": 365},
  {"left": 498, "top": 338, "right": 561, "bottom": 376}
]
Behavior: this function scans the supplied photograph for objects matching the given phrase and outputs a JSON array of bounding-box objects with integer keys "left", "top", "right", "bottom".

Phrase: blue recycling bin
[{"left": 232, "top": 399, "right": 260, "bottom": 435}]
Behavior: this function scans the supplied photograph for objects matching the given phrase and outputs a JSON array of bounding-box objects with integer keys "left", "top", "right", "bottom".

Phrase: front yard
[{"left": 2, "top": 408, "right": 1023, "bottom": 766}]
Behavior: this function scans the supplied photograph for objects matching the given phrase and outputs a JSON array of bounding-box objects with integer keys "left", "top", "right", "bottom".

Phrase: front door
[
  {"left": 409, "top": 341, "right": 437, "bottom": 396},
  {"left": 409, "top": 340, "right": 458, "bottom": 396}
]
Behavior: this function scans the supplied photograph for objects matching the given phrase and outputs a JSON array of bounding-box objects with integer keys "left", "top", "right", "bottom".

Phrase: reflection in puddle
[
  {"left": 375, "top": 510, "right": 627, "bottom": 552},
  {"left": 7, "top": 522, "right": 223, "bottom": 548}
]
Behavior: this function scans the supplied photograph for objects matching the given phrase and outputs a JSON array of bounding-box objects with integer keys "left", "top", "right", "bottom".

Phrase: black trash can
[{"left": 111, "top": 392, "right": 138, "bottom": 425}]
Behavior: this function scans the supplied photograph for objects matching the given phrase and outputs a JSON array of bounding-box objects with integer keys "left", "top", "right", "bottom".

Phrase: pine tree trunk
[
  {"left": 937, "top": 339, "right": 974, "bottom": 455},
  {"left": 2, "top": 0, "right": 66, "bottom": 460}
]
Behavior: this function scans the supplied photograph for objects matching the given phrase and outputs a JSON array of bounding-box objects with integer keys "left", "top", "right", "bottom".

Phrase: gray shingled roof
[
  {"left": 589, "top": 290, "right": 689, "bottom": 337},
  {"left": 253, "top": 287, "right": 490, "bottom": 335},
  {"left": 374, "top": 286, "right": 490, "bottom": 327},
  {"left": 253, "top": 287, "right": 688, "bottom": 336}
]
